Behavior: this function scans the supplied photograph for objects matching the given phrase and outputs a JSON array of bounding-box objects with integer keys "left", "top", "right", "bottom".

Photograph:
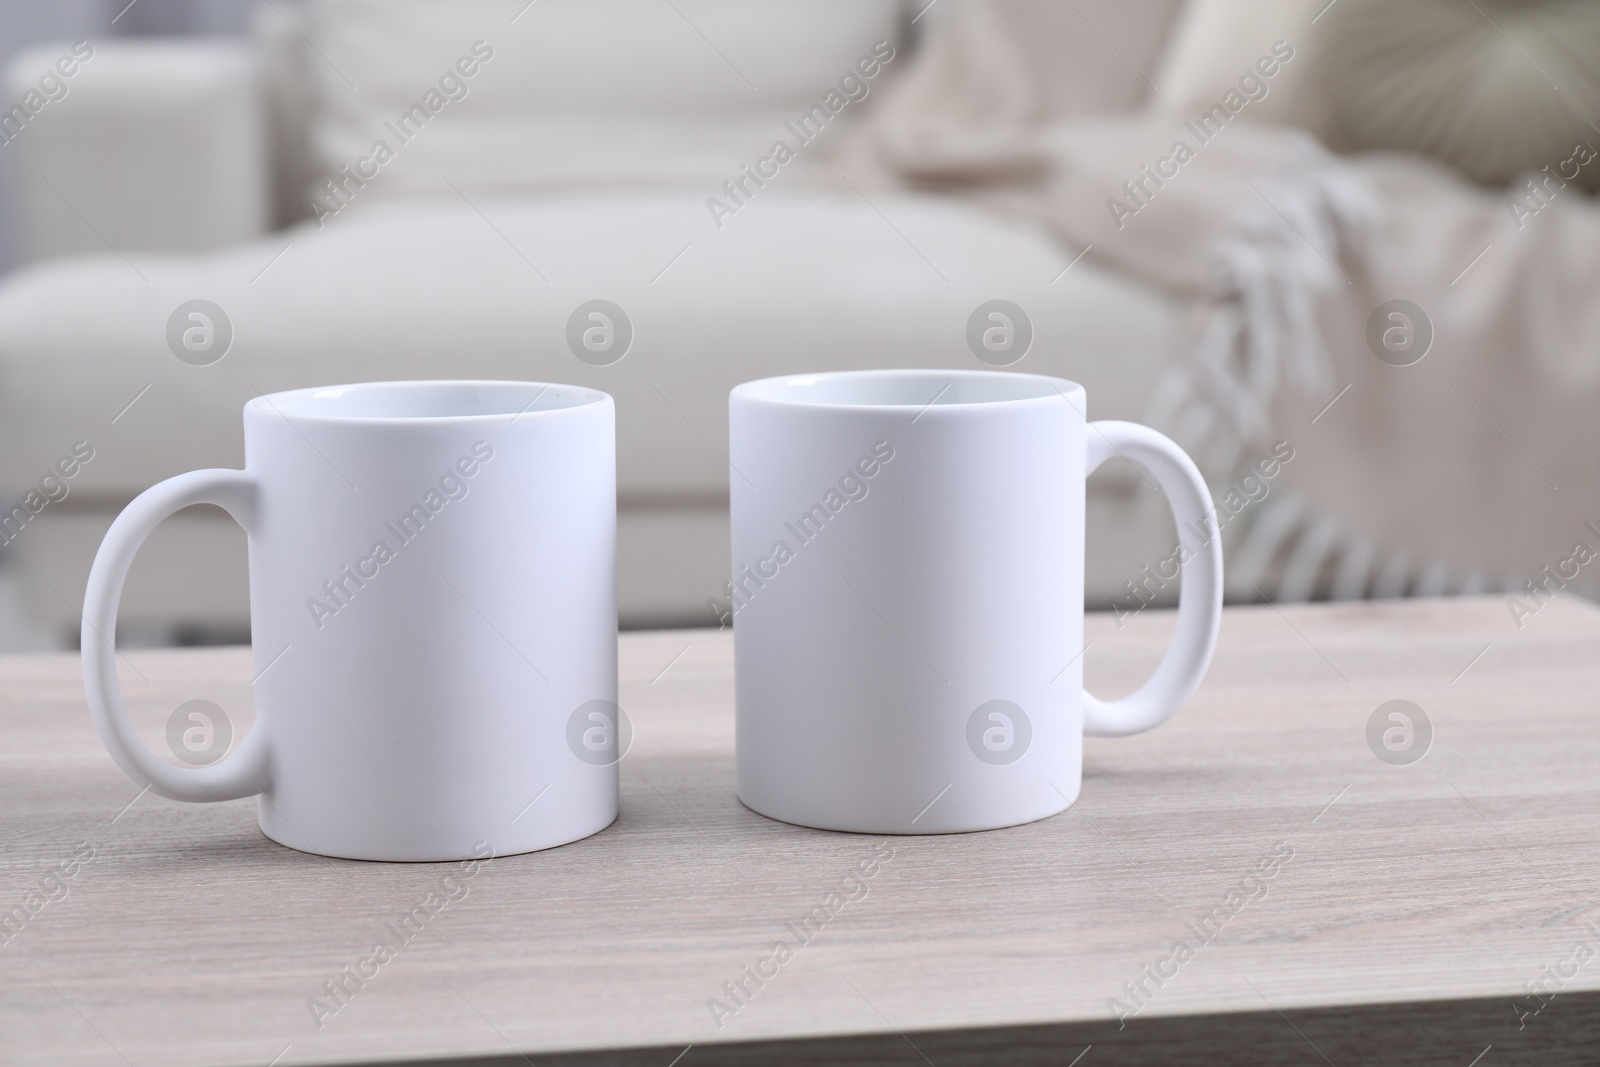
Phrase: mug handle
[
  {"left": 81, "top": 469, "right": 270, "bottom": 801},
  {"left": 1082, "top": 422, "right": 1223, "bottom": 737}
]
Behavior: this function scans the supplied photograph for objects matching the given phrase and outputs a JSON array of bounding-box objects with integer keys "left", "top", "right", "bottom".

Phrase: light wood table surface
[{"left": 2, "top": 597, "right": 1598, "bottom": 1066}]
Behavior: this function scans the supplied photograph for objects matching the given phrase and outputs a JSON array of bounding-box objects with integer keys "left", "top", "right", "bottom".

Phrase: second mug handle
[{"left": 1082, "top": 421, "right": 1223, "bottom": 737}]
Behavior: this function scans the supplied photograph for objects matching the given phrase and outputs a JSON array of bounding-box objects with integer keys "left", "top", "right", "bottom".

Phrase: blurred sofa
[{"left": 0, "top": 0, "right": 1189, "bottom": 643}]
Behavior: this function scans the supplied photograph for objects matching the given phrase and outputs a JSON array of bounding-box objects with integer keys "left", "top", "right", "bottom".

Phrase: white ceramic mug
[
  {"left": 82, "top": 381, "right": 618, "bottom": 861},
  {"left": 729, "top": 369, "right": 1223, "bottom": 834}
]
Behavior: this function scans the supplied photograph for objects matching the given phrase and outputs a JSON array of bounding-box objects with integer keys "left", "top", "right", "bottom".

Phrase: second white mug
[{"left": 729, "top": 369, "right": 1223, "bottom": 834}]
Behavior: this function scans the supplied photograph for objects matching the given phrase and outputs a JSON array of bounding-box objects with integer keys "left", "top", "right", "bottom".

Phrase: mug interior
[
  {"left": 251, "top": 381, "right": 605, "bottom": 421},
  {"left": 735, "top": 370, "right": 1081, "bottom": 408}
]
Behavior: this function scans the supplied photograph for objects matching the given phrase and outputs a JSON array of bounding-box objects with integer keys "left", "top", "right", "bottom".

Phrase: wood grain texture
[{"left": 2, "top": 596, "right": 1599, "bottom": 1066}]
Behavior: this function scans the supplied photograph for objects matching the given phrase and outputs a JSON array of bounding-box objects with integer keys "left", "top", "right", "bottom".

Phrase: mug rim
[
  {"left": 731, "top": 369, "right": 1085, "bottom": 411},
  {"left": 245, "top": 380, "right": 611, "bottom": 424}
]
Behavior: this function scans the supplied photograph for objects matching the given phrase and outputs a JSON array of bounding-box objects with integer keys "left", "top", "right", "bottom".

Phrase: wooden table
[{"left": 3, "top": 597, "right": 1598, "bottom": 1066}]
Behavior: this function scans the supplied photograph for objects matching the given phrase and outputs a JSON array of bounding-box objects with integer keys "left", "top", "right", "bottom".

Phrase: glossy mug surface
[
  {"left": 82, "top": 381, "right": 617, "bottom": 861},
  {"left": 729, "top": 370, "right": 1223, "bottom": 834}
]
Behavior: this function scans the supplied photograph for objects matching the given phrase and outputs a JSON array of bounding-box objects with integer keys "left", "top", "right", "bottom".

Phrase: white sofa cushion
[
  {"left": 0, "top": 189, "right": 1178, "bottom": 498},
  {"left": 301, "top": 0, "right": 907, "bottom": 207},
  {"left": 0, "top": 189, "right": 1183, "bottom": 628},
  {"left": 1149, "top": 0, "right": 1325, "bottom": 132}
]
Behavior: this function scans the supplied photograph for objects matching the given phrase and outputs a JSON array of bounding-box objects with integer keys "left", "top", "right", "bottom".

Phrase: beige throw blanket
[{"left": 851, "top": 0, "right": 1600, "bottom": 612}]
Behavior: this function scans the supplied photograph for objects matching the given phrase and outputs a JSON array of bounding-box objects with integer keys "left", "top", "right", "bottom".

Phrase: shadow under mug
[
  {"left": 82, "top": 381, "right": 618, "bottom": 862},
  {"left": 729, "top": 369, "right": 1223, "bottom": 834}
]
